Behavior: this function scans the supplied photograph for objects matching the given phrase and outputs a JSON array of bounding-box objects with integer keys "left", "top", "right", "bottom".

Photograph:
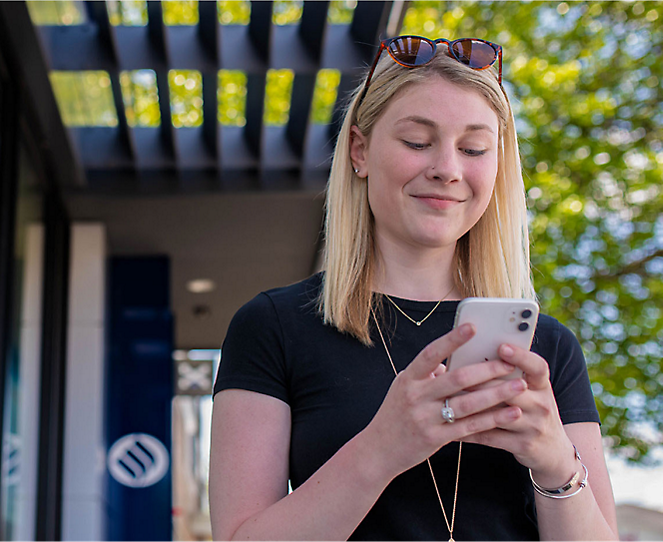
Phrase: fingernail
[
  {"left": 511, "top": 379, "right": 526, "bottom": 391},
  {"left": 459, "top": 324, "right": 474, "bottom": 339},
  {"left": 508, "top": 407, "right": 521, "bottom": 419},
  {"left": 501, "top": 345, "right": 514, "bottom": 358}
]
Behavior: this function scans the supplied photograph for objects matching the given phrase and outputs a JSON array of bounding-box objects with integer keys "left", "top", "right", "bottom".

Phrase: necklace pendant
[
  {"left": 449, "top": 538, "right": 454, "bottom": 542},
  {"left": 416, "top": 321, "right": 422, "bottom": 326}
]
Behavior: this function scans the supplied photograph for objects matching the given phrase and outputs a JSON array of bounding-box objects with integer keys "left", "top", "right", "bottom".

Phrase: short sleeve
[
  {"left": 213, "top": 292, "right": 289, "bottom": 404},
  {"left": 546, "top": 319, "right": 601, "bottom": 425}
]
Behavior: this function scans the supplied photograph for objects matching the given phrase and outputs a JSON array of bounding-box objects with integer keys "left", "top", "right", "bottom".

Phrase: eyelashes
[
  {"left": 402, "top": 140, "right": 488, "bottom": 156},
  {"left": 402, "top": 140, "right": 430, "bottom": 150}
]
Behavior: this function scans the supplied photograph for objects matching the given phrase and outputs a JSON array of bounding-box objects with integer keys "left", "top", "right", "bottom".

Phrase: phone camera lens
[
  {"left": 521, "top": 309, "right": 532, "bottom": 319},
  {"left": 518, "top": 322, "right": 529, "bottom": 332}
]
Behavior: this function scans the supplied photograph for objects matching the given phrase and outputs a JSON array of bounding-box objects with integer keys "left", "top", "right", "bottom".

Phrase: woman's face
[{"left": 351, "top": 76, "right": 500, "bottom": 253}]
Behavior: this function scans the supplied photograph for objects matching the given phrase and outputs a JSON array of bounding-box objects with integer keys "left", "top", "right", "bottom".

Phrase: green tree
[{"left": 403, "top": 1, "right": 663, "bottom": 462}]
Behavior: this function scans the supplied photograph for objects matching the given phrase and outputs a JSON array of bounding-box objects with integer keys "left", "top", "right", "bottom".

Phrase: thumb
[{"left": 407, "top": 323, "right": 475, "bottom": 380}]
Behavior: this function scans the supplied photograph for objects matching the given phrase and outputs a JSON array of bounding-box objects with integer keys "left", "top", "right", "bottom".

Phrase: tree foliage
[
  {"left": 403, "top": 1, "right": 663, "bottom": 462},
  {"left": 121, "top": 70, "right": 161, "bottom": 127},
  {"left": 168, "top": 70, "right": 203, "bottom": 127},
  {"left": 264, "top": 69, "right": 295, "bottom": 126},
  {"left": 49, "top": 71, "right": 118, "bottom": 127}
]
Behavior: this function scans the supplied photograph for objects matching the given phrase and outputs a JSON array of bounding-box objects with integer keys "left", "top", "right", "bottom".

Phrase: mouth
[
  {"left": 412, "top": 194, "right": 465, "bottom": 210},
  {"left": 413, "top": 194, "right": 463, "bottom": 202}
]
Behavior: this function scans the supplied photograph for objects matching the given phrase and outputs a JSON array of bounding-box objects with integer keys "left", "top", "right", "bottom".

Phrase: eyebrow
[{"left": 396, "top": 115, "right": 495, "bottom": 134}]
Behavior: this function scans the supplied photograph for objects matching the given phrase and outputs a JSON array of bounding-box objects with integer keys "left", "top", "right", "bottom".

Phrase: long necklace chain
[
  {"left": 372, "top": 309, "right": 462, "bottom": 542},
  {"left": 384, "top": 284, "right": 455, "bottom": 327}
]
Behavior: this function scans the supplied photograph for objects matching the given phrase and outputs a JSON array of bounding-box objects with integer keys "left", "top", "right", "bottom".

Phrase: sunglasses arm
[
  {"left": 357, "top": 41, "right": 388, "bottom": 108},
  {"left": 498, "top": 47, "right": 503, "bottom": 86}
]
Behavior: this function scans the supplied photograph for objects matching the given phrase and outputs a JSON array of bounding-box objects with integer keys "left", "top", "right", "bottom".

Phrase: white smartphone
[{"left": 447, "top": 298, "right": 540, "bottom": 380}]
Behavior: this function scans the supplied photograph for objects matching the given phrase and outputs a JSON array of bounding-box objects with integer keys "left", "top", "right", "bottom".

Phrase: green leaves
[{"left": 49, "top": 71, "right": 118, "bottom": 127}]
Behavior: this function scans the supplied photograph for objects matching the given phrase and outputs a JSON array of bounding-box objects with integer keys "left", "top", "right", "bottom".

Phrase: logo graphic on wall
[{"left": 107, "top": 433, "right": 169, "bottom": 488}]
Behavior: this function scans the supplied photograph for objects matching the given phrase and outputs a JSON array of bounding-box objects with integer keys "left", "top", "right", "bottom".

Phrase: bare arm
[
  {"left": 534, "top": 422, "right": 618, "bottom": 540},
  {"left": 209, "top": 389, "right": 391, "bottom": 541},
  {"left": 209, "top": 324, "right": 529, "bottom": 540}
]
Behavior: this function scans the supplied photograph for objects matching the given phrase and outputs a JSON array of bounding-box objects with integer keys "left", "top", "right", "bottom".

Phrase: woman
[{"left": 209, "top": 36, "right": 618, "bottom": 540}]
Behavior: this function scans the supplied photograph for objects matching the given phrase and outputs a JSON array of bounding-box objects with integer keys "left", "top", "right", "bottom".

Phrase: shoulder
[
  {"left": 228, "top": 273, "right": 323, "bottom": 334},
  {"left": 534, "top": 313, "right": 599, "bottom": 423},
  {"left": 532, "top": 312, "right": 587, "bottom": 383},
  {"left": 260, "top": 272, "right": 323, "bottom": 313}
]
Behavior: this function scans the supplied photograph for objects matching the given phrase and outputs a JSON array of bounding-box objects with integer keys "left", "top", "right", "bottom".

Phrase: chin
[{"left": 411, "top": 233, "right": 458, "bottom": 249}]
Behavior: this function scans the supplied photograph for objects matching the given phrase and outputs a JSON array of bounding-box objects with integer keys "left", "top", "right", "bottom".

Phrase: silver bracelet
[{"left": 529, "top": 445, "right": 589, "bottom": 499}]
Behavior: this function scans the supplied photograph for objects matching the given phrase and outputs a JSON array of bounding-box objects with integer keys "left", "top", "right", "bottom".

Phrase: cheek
[{"left": 468, "top": 160, "right": 498, "bottom": 202}]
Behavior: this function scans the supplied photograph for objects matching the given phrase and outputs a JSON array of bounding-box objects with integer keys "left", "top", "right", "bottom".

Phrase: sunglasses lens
[
  {"left": 452, "top": 39, "right": 497, "bottom": 68},
  {"left": 388, "top": 37, "right": 435, "bottom": 66}
]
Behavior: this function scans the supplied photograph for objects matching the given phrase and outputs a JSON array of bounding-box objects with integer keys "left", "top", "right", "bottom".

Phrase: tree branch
[{"left": 611, "top": 248, "right": 663, "bottom": 278}]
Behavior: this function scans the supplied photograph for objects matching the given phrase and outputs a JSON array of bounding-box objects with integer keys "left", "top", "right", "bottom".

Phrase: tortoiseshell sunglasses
[{"left": 358, "top": 35, "right": 503, "bottom": 107}]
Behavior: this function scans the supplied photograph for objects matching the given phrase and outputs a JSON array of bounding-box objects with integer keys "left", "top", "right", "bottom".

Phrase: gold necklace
[
  {"left": 384, "top": 284, "right": 455, "bottom": 326},
  {"left": 372, "top": 310, "right": 462, "bottom": 542}
]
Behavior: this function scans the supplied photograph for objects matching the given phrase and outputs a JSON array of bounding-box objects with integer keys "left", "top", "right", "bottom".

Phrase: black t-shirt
[{"left": 214, "top": 273, "right": 600, "bottom": 541}]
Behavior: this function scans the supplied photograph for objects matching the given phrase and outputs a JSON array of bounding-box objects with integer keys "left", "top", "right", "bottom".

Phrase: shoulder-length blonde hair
[{"left": 319, "top": 50, "right": 535, "bottom": 345}]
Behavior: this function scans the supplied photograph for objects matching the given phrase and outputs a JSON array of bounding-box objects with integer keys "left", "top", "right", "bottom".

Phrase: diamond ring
[{"left": 441, "top": 398, "right": 455, "bottom": 423}]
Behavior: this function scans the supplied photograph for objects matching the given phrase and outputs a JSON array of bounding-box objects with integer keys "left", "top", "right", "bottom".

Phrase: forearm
[
  {"left": 535, "top": 483, "right": 618, "bottom": 541},
  {"left": 229, "top": 432, "right": 394, "bottom": 541}
]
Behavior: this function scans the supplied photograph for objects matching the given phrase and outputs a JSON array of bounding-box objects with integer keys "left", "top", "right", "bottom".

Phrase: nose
[{"left": 425, "top": 142, "right": 462, "bottom": 183}]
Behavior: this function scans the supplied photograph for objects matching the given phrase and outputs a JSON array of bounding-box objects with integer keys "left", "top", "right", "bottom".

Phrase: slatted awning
[{"left": 9, "top": 1, "right": 407, "bottom": 195}]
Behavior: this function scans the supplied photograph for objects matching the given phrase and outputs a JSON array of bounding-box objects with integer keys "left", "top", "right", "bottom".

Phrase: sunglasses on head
[{"left": 358, "top": 35, "right": 503, "bottom": 108}]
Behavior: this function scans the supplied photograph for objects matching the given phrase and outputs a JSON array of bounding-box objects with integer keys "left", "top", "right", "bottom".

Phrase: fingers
[
  {"left": 499, "top": 345, "right": 550, "bottom": 389},
  {"left": 407, "top": 324, "right": 475, "bottom": 380},
  {"left": 430, "top": 358, "right": 519, "bottom": 399},
  {"left": 432, "top": 363, "right": 447, "bottom": 378},
  {"left": 445, "top": 377, "right": 527, "bottom": 421},
  {"left": 444, "top": 406, "right": 522, "bottom": 443}
]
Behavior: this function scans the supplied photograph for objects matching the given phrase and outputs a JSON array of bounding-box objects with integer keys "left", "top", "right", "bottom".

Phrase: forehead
[{"left": 380, "top": 77, "right": 499, "bottom": 132}]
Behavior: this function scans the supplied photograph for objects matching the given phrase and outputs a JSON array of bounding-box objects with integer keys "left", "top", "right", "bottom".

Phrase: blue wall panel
[{"left": 106, "top": 256, "right": 173, "bottom": 541}]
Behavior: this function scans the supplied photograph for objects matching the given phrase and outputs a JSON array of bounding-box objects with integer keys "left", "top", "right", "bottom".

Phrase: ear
[{"left": 349, "top": 125, "right": 369, "bottom": 178}]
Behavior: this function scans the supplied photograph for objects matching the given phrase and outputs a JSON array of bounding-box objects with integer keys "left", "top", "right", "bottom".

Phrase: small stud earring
[{"left": 353, "top": 168, "right": 359, "bottom": 174}]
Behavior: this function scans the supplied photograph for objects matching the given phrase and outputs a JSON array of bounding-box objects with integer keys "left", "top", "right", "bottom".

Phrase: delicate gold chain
[
  {"left": 372, "top": 309, "right": 462, "bottom": 542},
  {"left": 384, "top": 284, "right": 455, "bottom": 327}
]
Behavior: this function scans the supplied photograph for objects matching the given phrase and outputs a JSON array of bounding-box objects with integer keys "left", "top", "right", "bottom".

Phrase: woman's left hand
[{"left": 461, "top": 344, "right": 578, "bottom": 486}]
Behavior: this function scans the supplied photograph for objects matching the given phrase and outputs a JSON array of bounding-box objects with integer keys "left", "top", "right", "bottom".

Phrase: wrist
[
  {"left": 529, "top": 444, "right": 580, "bottom": 489},
  {"left": 530, "top": 444, "right": 587, "bottom": 497}
]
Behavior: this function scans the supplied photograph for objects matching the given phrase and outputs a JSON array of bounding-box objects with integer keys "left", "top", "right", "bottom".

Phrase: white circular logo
[{"left": 107, "top": 433, "right": 169, "bottom": 488}]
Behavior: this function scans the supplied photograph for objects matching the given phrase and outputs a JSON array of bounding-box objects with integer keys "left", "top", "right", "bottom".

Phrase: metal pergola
[{"left": 2, "top": 1, "right": 405, "bottom": 195}]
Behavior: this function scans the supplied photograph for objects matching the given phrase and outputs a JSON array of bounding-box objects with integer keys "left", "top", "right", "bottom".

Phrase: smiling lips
[{"left": 412, "top": 194, "right": 464, "bottom": 210}]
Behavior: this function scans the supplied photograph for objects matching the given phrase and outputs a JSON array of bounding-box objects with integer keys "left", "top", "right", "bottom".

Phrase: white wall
[{"left": 62, "top": 224, "right": 107, "bottom": 541}]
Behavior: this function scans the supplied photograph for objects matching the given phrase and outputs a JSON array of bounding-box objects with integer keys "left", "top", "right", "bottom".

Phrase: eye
[
  {"left": 462, "top": 148, "right": 487, "bottom": 156},
  {"left": 403, "top": 140, "right": 430, "bottom": 150}
]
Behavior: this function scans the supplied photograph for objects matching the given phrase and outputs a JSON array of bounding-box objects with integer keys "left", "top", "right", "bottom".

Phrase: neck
[{"left": 373, "top": 236, "right": 461, "bottom": 301}]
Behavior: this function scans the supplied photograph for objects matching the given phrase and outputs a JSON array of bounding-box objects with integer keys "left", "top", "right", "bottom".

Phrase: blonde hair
[{"left": 320, "top": 51, "right": 534, "bottom": 345}]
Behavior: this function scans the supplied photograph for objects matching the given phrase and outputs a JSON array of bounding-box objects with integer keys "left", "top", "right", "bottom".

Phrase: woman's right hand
[{"left": 362, "top": 323, "right": 528, "bottom": 478}]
